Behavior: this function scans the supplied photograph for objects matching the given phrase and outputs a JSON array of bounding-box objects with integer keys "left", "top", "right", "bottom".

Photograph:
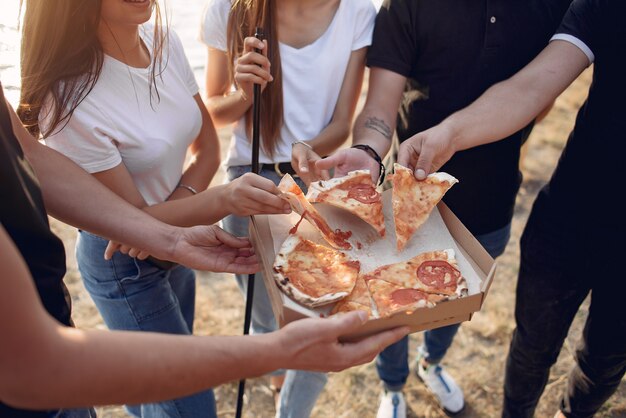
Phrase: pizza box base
[{"left": 249, "top": 199, "right": 496, "bottom": 342}]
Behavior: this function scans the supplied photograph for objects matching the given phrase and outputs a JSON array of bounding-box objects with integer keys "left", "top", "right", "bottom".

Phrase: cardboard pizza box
[{"left": 249, "top": 190, "right": 496, "bottom": 342}]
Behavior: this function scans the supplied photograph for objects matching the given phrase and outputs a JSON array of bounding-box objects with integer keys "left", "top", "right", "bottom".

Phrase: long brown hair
[
  {"left": 227, "top": 0, "right": 283, "bottom": 157},
  {"left": 18, "top": 0, "right": 168, "bottom": 138}
]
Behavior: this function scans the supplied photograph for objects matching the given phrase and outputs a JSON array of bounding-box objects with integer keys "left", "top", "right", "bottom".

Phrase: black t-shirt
[
  {"left": 368, "top": 0, "right": 571, "bottom": 235},
  {"left": 544, "top": 0, "right": 626, "bottom": 240},
  {"left": 0, "top": 82, "right": 71, "bottom": 417}
]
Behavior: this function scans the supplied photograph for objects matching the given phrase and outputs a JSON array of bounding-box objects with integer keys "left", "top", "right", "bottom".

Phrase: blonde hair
[{"left": 18, "top": 0, "right": 168, "bottom": 137}]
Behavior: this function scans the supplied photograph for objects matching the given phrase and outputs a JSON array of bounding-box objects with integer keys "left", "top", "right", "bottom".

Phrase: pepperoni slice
[
  {"left": 347, "top": 183, "right": 381, "bottom": 204},
  {"left": 391, "top": 288, "right": 427, "bottom": 306},
  {"left": 416, "top": 260, "right": 461, "bottom": 289}
]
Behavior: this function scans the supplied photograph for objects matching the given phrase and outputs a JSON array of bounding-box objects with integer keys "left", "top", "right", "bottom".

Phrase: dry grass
[{"left": 52, "top": 67, "right": 625, "bottom": 417}]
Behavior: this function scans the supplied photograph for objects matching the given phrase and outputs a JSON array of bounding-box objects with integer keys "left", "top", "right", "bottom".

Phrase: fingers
[
  {"left": 414, "top": 139, "right": 434, "bottom": 180},
  {"left": 315, "top": 152, "right": 344, "bottom": 172},
  {"left": 323, "top": 310, "right": 369, "bottom": 335},
  {"left": 292, "top": 145, "right": 313, "bottom": 173},
  {"left": 232, "top": 173, "right": 291, "bottom": 214},
  {"left": 238, "top": 38, "right": 272, "bottom": 88},
  {"left": 316, "top": 148, "right": 378, "bottom": 179},
  {"left": 243, "top": 36, "right": 267, "bottom": 56},
  {"left": 104, "top": 241, "right": 121, "bottom": 260},
  {"left": 397, "top": 138, "right": 419, "bottom": 172},
  {"left": 104, "top": 241, "right": 149, "bottom": 260},
  {"left": 318, "top": 169, "right": 331, "bottom": 181},
  {"left": 240, "top": 172, "right": 279, "bottom": 193},
  {"left": 227, "top": 258, "right": 260, "bottom": 274},
  {"left": 397, "top": 135, "right": 431, "bottom": 179},
  {"left": 341, "top": 326, "right": 410, "bottom": 366},
  {"left": 247, "top": 187, "right": 291, "bottom": 213},
  {"left": 128, "top": 247, "right": 141, "bottom": 258},
  {"left": 213, "top": 226, "right": 253, "bottom": 248},
  {"left": 236, "top": 50, "right": 270, "bottom": 70},
  {"left": 135, "top": 251, "right": 150, "bottom": 260},
  {"left": 234, "top": 251, "right": 258, "bottom": 263},
  {"left": 234, "top": 63, "right": 272, "bottom": 83},
  {"left": 292, "top": 146, "right": 330, "bottom": 184}
]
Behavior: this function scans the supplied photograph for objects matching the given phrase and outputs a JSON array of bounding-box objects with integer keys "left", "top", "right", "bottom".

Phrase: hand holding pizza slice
[
  {"left": 278, "top": 174, "right": 352, "bottom": 249},
  {"left": 392, "top": 163, "right": 458, "bottom": 251}
]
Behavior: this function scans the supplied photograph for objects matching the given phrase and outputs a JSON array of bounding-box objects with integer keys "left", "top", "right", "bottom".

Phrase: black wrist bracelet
[{"left": 351, "top": 144, "right": 386, "bottom": 186}]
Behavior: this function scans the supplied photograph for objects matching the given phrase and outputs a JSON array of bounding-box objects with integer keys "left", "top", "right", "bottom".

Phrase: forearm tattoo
[{"left": 364, "top": 117, "right": 392, "bottom": 140}]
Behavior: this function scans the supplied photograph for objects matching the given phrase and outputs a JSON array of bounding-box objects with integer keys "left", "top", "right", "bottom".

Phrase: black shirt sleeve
[
  {"left": 366, "top": 0, "right": 417, "bottom": 77},
  {"left": 554, "top": 0, "right": 606, "bottom": 56}
]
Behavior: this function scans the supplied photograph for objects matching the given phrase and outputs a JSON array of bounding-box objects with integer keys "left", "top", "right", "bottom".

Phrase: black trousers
[{"left": 502, "top": 191, "right": 626, "bottom": 418}]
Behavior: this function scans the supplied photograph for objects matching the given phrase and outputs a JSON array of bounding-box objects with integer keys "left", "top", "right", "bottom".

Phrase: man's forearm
[
  {"left": 443, "top": 41, "right": 590, "bottom": 152},
  {"left": 7, "top": 326, "right": 279, "bottom": 409},
  {"left": 352, "top": 109, "right": 395, "bottom": 159}
]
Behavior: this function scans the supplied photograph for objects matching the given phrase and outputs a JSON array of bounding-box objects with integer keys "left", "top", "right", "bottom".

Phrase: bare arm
[
  {"left": 352, "top": 67, "right": 406, "bottom": 156},
  {"left": 0, "top": 226, "right": 408, "bottom": 409},
  {"left": 398, "top": 40, "right": 591, "bottom": 178},
  {"left": 204, "top": 38, "right": 271, "bottom": 128},
  {"left": 167, "top": 94, "right": 221, "bottom": 201},
  {"left": 92, "top": 164, "right": 289, "bottom": 227},
  {"left": 315, "top": 67, "right": 407, "bottom": 182},
  {"left": 292, "top": 47, "right": 369, "bottom": 184}
]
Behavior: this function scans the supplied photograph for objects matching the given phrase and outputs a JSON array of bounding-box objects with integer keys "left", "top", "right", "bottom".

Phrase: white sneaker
[
  {"left": 416, "top": 359, "right": 465, "bottom": 415},
  {"left": 376, "top": 389, "right": 407, "bottom": 418}
]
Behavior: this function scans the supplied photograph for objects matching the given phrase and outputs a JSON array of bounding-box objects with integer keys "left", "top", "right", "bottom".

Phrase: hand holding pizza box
[{"left": 250, "top": 164, "right": 496, "bottom": 340}]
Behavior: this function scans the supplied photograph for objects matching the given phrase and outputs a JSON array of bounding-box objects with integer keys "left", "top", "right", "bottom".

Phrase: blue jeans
[
  {"left": 377, "top": 222, "right": 512, "bottom": 390},
  {"left": 52, "top": 408, "right": 96, "bottom": 417},
  {"left": 76, "top": 231, "right": 216, "bottom": 418},
  {"left": 222, "top": 165, "right": 327, "bottom": 418}
]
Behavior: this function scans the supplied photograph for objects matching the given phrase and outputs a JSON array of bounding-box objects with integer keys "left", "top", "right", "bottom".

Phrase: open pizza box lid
[{"left": 249, "top": 189, "right": 496, "bottom": 342}]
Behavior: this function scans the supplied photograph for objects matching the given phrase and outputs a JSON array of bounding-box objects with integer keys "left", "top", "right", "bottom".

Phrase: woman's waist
[{"left": 224, "top": 133, "right": 293, "bottom": 168}]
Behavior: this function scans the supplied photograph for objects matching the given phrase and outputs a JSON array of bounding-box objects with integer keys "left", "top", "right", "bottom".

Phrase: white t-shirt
[
  {"left": 42, "top": 26, "right": 202, "bottom": 206},
  {"left": 201, "top": 0, "right": 376, "bottom": 166}
]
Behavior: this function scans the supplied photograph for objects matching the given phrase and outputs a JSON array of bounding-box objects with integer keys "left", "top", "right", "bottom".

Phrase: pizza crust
[
  {"left": 273, "top": 235, "right": 359, "bottom": 308},
  {"left": 306, "top": 170, "right": 372, "bottom": 196}
]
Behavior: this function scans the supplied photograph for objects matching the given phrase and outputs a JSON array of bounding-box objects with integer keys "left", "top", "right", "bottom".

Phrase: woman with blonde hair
[
  {"left": 201, "top": 0, "right": 376, "bottom": 415},
  {"left": 19, "top": 1, "right": 290, "bottom": 416}
]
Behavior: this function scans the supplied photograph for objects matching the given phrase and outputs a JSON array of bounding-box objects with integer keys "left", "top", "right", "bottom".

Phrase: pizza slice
[
  {"left": 362, "top": 249, "right": 467, "bottom": 298},
  {"left": 367, "top": 278, "right": 447, "bottom": 318},
  {"left": 392, "top": 163, "right": 458, "bottom": 251},
  {"left": 331, "top": 276, "right": 374, "bottom": 318},
  {"left": 273, "top": 235, "right": 360, "bottom": 308},
  {"left": 306, "top": 170, "right": 385, "bottom": 237},
  {"left": 278, "top": 174, "right": 352, "bottom": 249}
]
